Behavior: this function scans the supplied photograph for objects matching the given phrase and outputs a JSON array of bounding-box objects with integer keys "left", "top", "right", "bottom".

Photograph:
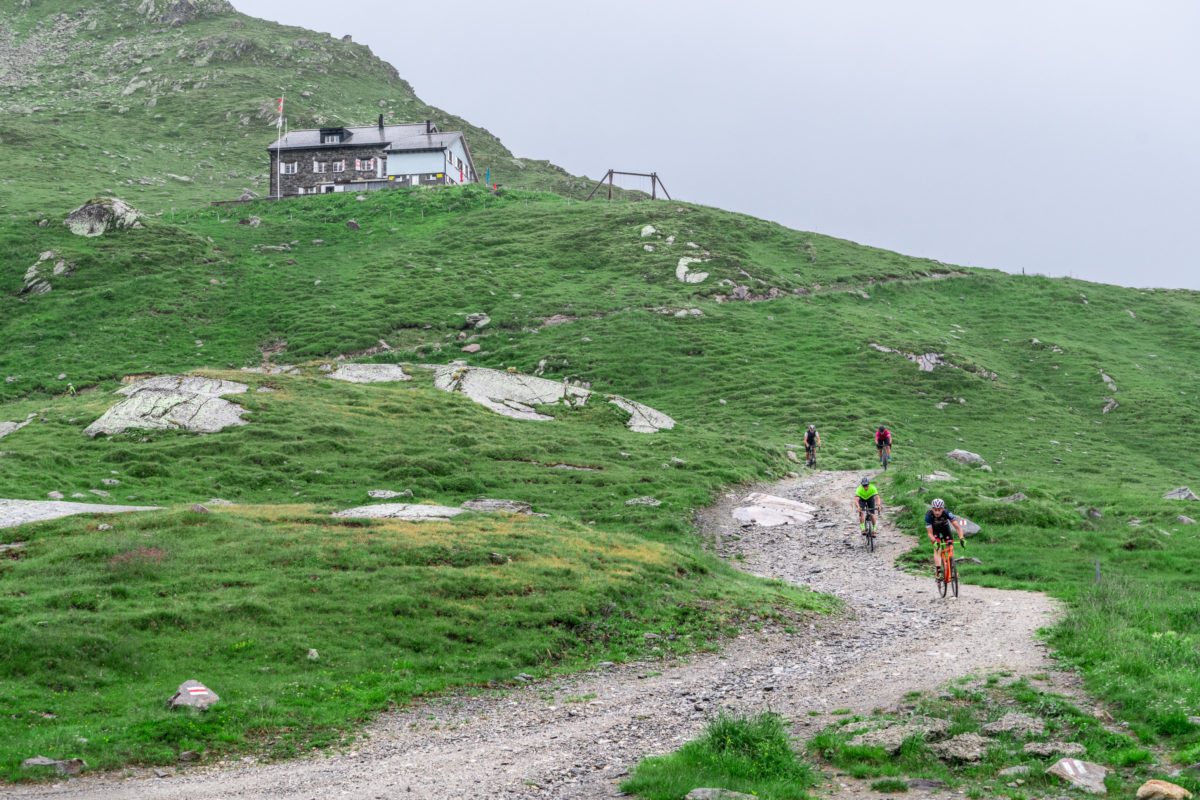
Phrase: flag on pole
[
  {"left": 486, "top": 167, "right": 490, "bottom": 186},
  {"left": 277, "top": 96, "right": 284, "bottom": 113}
]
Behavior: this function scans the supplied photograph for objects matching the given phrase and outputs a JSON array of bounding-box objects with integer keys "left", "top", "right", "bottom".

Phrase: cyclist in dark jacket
[{"left": 925, "top": 498, "right": 965, "bottom": 567}]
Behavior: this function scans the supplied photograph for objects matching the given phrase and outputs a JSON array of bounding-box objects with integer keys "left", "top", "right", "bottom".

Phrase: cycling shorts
[{"left": 857, "top": 497, "right": 878, "bottom": 511}]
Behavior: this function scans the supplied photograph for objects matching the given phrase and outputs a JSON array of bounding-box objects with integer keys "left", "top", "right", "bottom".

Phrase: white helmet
[{"left": 931, "top": 498, "right": 946, "bottom": 509}]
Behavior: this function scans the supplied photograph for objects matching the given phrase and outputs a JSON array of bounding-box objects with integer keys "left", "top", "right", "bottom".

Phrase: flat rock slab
[
  {"left": 685, "top": 790, "right": 755, "bottom": 800},
  {"left": 931, "top": 732, "right": 992, "bottom": 762},
  {"left": 0, "top": 415, "right": 35, "bottom": 439},
  {"left": 1163, "top": 487, "right": 1199, "bottom": 501},
  {"left": 334, "top": 503, "right": 466, "bottom": 522},
  {"left": 982, "top": 711, "right": 1045, "bottom": 737},
  {"left": 424, "top": 365, "right": 674, "bottom": 433},
  {"left": 85, "top": 376, "right": 249, "bottom": 436},
  {"left": 328, "top": 364, "right": 411, "bottom": 383},
  {"left": 1026, "top": 741, "right": 1086, "bottom": 757},
  {"left": 0, "top": 498, "right": 160, "bottom": 530},
  {"left": 460, "top": 499, "right": 532, "bottom": 514},
  {"left": 732, "top": 492, "right": 817, "bottom": 527},
  {"left": 21, "top": 756, "right": 86, "bottom": 776},
  {"left": 1046, "top": 757, "right": 1109, "bottom": 794}
]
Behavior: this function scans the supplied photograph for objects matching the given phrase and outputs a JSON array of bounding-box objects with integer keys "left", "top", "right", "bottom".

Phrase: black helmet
[
  {"left": 861, "top": 477, "right": 871, "bottom": 486},
  {"left": 878, "top": 425, "right": 885, "bottom": 432}
]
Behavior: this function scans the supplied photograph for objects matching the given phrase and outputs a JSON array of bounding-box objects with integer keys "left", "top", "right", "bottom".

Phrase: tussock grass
[{"left": 621, "top": 712, "right": 816, "bottom": 800}]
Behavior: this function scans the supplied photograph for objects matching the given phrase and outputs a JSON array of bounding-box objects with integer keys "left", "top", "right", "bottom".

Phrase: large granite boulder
[
  {"left": 1163, "top": 487, "right": 1199, "bottom": 501},
  {"left": 64, "top": 197, "right": 145, "bottom": 237},
  {"left": 84, "top": 376, "right": 249, "bottom": 437}
]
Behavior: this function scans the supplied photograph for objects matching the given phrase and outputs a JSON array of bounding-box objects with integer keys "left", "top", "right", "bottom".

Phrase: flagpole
[{"left": 275, "top": 88, "right": 285, "bottom": 200}]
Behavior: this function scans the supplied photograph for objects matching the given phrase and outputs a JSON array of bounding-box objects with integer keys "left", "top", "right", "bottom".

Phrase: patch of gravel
[{"left": 5, "top": 471, "right": 1069, "bottom": 799}]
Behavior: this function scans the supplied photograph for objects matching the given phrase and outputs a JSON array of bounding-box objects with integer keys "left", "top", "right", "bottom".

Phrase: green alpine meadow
[{"left": 2, "top": 0, "right": 1199, "bottom": 791}]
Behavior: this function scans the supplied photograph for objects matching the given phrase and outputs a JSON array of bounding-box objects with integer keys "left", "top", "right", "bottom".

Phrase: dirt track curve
[{"left": 10, "top": 470, "right": 1068, "bottom": 799}]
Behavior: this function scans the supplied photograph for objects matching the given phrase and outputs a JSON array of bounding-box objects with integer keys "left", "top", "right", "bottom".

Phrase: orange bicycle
[{"left": 933, "top": 539, "right": 962, "bottom": 598}]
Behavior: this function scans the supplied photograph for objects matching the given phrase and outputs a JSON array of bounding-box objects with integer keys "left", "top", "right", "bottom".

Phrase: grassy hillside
[
  {"left": 2, "top": 185, "right": 1198, "bottom": 780},
  {"left": 2, "top": 0, "right": 1200, "bottom": 787}
]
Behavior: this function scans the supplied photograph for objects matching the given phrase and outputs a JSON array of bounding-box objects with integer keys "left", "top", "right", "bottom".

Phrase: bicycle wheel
[
  {"left": 951, "top": 560, "right": 959, "bottom": 598},
  {"left": 936, "top": 555, "right": 948, "bottom": 597},
  {"left": 864, "top": 518, "right": 875, "bottom": 552}
]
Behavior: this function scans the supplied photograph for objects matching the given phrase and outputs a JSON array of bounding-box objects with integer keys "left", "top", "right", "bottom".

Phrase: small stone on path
[{"left": 1136, "top": 780, "right": 1194, "bottom": 800}]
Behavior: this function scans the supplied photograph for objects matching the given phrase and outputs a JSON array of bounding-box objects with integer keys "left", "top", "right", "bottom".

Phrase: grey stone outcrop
[
  {"left": 685, "top": 790, "right": 755, "bottom": 800},
  {"left": 21, "top": 756, "right": 86, "bottom": 776},
  {"left": 1025, "top": 741, "right": 1086, "bottom": 757},
  {"left": 981, "top": 712, "right": 1045, "bottom": 737},
  {"left": 328, "top": 364, "right": 410, "bottom": 383},
  {"left": 460, "top": 499, "right": 533, "bottom": 514},
  {"left": 931, "top": 732, "right": 992, "bottom": 762},
  {"left": 424, "top": 364, "right": 674, "bottom": 433},
  {"left": 21, "top": 251, "right": 75, "bottom": 295},
  {"left": 0, "top": 498, "right": 159, "bottom": 530},
  {"left": 1163, "top": 487, "right": 1199, "bottom": 501},
  {"left": 334, "top": 503, "right": 466, "bottom": 522},
  {"left": 84, "top": 376, "right": 249, "bottom": 436},
  {"left": 64, "top": 197, "right": 145, "bottom": 237},
  {"left": 0, "top": 414, "right": 35, "bottom": 439}
]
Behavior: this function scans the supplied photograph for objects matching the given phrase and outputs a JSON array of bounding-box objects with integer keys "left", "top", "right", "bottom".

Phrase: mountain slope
[
  {"left": 0, "top": 0, "right": 594, "bottom": 219},
  {"left": 2, "top": 1, "right": 1200, "bottom": 786}
]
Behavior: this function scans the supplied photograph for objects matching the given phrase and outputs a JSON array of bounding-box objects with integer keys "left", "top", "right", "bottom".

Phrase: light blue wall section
[{"left": 386, "top": 150, "right": 445, "bottom": 176}]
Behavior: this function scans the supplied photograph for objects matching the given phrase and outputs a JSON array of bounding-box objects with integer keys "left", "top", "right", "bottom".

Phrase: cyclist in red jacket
[{"left": 875, "top": 425, "right": 892, "bottom": 465}]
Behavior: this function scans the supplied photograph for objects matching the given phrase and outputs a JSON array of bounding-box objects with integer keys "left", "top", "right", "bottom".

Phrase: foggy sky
[{"left": 234, "top": 0, "right": 1200, "bottom": 290}]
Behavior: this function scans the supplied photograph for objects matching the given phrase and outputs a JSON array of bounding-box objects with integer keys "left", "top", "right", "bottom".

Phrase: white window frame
[
  {"left": 332, "top": 160, "right": 345, "bottom": 173},
  {"left": 322, "top": 133, "right": 341, "bottom": 144},
  {"left": 357, "top": 158, "right": 375, "bottom": 171},
  {"left": 280, "top": 161, "right": 298, "bottom": 174},
  {"left": 313, "top": 161, "right": 328, "bottom": 173}
]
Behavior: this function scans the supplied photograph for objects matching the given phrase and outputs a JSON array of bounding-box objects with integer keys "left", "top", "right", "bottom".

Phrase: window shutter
[{"left": 355, "top": 159, "right": 361, "bottom": 170}]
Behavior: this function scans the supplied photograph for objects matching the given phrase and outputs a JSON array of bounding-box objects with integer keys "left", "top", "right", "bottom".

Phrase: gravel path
[{"left": 9, "top": 471, "right": 1067, "bottom": 799}]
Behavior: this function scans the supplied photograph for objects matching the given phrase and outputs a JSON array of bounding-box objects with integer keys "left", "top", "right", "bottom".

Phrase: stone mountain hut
[{"left": 268, "top": 117, "right": 477, "bottom": 197}]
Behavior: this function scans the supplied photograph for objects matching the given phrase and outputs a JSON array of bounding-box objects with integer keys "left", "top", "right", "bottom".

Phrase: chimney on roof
[
  {"left": 425, "top": 119, "right": 431, "bottom": 135},
  {"left": 378, "top": 113, "right": 384, "bottom": 130}
]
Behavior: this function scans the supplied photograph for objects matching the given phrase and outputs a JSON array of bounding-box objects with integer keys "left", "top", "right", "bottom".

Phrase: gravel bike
[
  {"left": 934, "top": 539, "right": 962, "bottom": 597},
  {"left": 862, "top": 511, "right": 877, "bottom": 552},
  {"left": 805, "top": 443, "right": 817, "bottom": 467}
]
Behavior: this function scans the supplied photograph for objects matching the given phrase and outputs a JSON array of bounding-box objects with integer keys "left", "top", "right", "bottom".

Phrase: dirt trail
[{"left": 11, "top": 471, "right": 1068, "bottom": 799}]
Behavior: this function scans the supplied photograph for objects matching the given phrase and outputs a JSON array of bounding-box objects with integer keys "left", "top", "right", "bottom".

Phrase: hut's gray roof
[{"left": 268, "top": 123, "right": 466, "bottom": 153}]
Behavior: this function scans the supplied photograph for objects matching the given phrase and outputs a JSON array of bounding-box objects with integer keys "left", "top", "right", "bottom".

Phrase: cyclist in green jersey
[{"left": 853, "top": 476, "right": 883, "bottom": 533}]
